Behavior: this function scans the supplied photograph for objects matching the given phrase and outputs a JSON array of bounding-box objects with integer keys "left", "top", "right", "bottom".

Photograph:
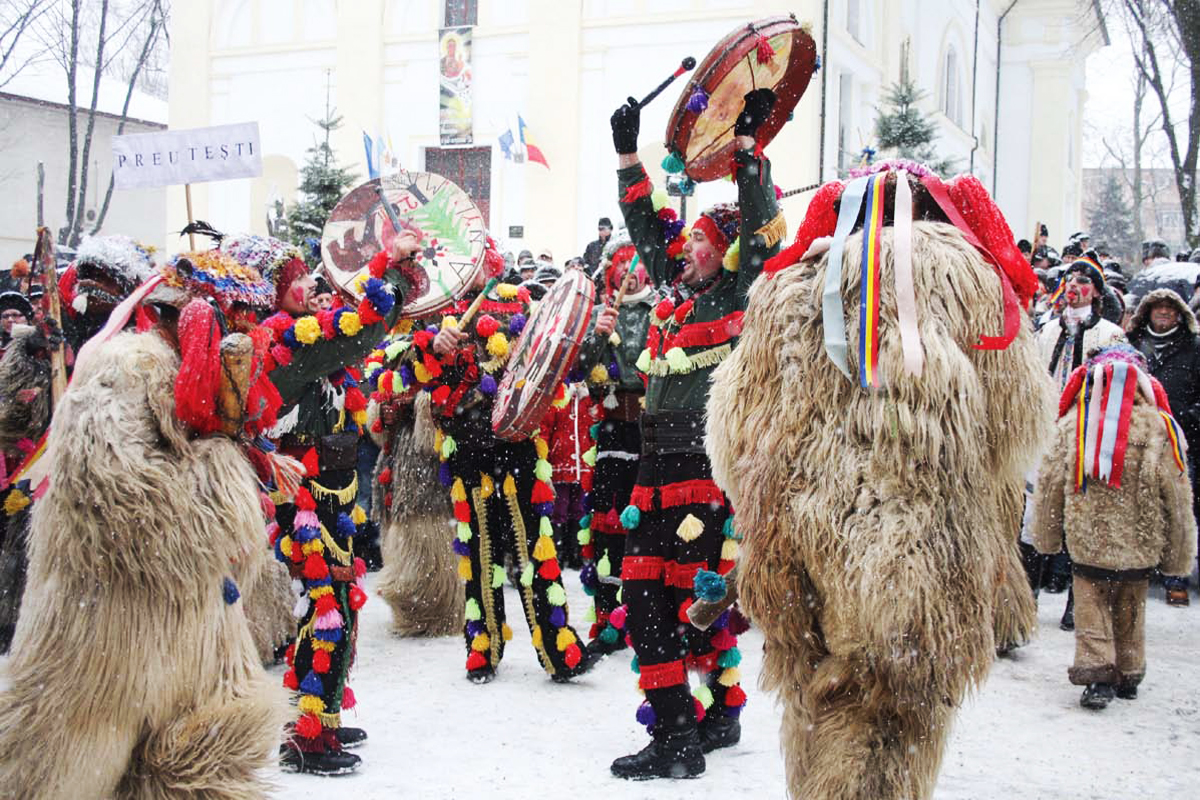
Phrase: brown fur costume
[
  {"left": 0, "top": 331, "right": 286, "bottom": 799},
  {"left": 706, "top": 221, "right": 1053, "bottom": 800},
  {"left": 369, "top": 393, "right": 462, "bottom": 636},
  {"left": 241, "top": 558, "right": 296, "bottom": 664}
]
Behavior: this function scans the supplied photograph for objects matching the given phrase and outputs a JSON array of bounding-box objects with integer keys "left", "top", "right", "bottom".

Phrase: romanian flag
[{"left": 518, "top": 115, "right": 549, "bottom": 169}]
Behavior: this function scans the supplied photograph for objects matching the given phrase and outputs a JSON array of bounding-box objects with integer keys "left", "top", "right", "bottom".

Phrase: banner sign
[
  {"left": 111, "top": 122, "right": 262, "bottom": 189},
  {"left": 438, "top": 27, "right": 473, "bottom": 145}
]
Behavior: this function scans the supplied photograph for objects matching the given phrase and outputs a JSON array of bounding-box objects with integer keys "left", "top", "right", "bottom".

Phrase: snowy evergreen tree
[
  {"left": 287, "top": 95, "right": 357, "bottom": 267},
  {"left": 1089, "top": 174, "right": 1136, "bottom": 265},
  {"left": 873, "top": 76, "right": 956, "bottom": 177}
]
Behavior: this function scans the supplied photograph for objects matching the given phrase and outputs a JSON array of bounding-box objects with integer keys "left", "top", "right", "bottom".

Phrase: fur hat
[
  {"left": 0, "top": 291, "right": 33, "bottom": 320},
  {"left": 220, "top": 234, "right": 307, "bottom": 308},
  {"left": 74, "top": 235, "right": 156, "bottom": 293},
  {"left": 692, "top": 203, "right": 740, "bottom": 255},
  {"left": 1131, "top": 287, "right": 1199, "bottom": 335},
  {"left": 160, "top": 251, "right": 276, "bottom": 312}
]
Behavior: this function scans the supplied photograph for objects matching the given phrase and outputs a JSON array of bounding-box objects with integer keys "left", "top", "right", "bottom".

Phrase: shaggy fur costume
[
  {"left": 241, "top": 558, "right": 297, "bottom": 664},
  {"left": 0, "top": 331, "right": 286, "bottom": 799},
  {"left": 706, "top": 221, "right": 1053, "bottom": 800},
  {"left": 369, "top": 394, "right": 462, "bottom": 636}
]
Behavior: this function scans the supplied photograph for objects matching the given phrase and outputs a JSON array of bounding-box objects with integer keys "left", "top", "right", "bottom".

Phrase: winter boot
[
  {"left": 280, "top": 742, "right": 361, "bottom": 776},
  {"left": 587, "top": 631, "right": 627, "bottom": 657},
  {"left": 551, "top": 643, "right": 602, "bottom": 683},
  {"left": 1059, "top": 586, "right": 1075, "bottom": 631},
  {"left": 611, "top": 726, "right": 706, "bottom": 780},
  {"left": 1079, "top": 682, "right": 1115, "bottom": 710},
  {"left": 1166, "top": 586, "right": 1190, "bottom": 606},
  {"left": 1115, "top": 679, "right": 1139, "bottom": 700},
  {"left": 467, "top": 665, "right": 496, "bottom": 684},
  {"left": 334, "top": 727, "right": 368, "bottom": 749},
  {"left": 698, "top": 712, "right": 741, "bottom": 753}
]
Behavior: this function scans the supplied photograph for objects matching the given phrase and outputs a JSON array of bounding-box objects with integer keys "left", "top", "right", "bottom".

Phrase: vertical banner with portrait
[{"left": 438, "top": 26, "right": 473, "bottom": 145}]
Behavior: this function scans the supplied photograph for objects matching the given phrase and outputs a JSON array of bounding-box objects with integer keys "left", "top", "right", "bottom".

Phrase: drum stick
[
  {"left": 635, "top": 56, "right": 697, "bottom": 109},
  {"left": 374, "top": 183, "right": 404, "bottom": 235},
  {"left": 456, "top": 277, "right": 500, "bottom": 329},
  {"left": 609, "top": 253, "right": 641, "bottom": 308}
]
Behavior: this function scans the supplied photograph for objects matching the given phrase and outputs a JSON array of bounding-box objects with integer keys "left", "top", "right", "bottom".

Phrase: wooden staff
[
  {"left": 216, "top": 333, "right": 254, "bottom": 438},
  {"left": 455, "top": 277, "right": 500, "bottom": 329},
  {"left": 1029, "top": 219, "right": 1042, "bottom": 263},
  {"left": 608, "top": 253, "right": 641, "bottom": 308},
  {"left": 31, "top": 227, "right": 68, "bottom": 407}
]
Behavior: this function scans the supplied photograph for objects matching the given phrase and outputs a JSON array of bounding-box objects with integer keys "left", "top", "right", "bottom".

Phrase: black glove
[
  {"left": 24, "top": 317, "right": 63, "bottom": 357},
  {"left": 734, "top": 88, "right": 777, "bottom": 138},
  {"left": 610, "top": 97, "right": 641, "bottom": 155}
]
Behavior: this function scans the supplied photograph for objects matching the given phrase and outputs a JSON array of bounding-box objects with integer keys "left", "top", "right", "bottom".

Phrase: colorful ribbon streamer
[
  {"left": 822, "top": 175, "right": 870, "bottom": 378},
  {"left": 857, "top": 174, "right": 886, "bottom": 388},
  {"left": 892, "top": 170, "right": 923, "bottom": 377}
]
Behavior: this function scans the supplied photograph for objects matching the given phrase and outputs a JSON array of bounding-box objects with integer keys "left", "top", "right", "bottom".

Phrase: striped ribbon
[
  {"left": 1096, "top": 363, "right": 1130, "bottom": 483},
  {"left": 857, "top": 174, "right": 886, "bottom": 388},
  {"left": 1160, "top": 411, "right": 1188, "bottom": 473},
  {"left": 822, "top": 175, "right": 870, "bottom": 378},
  {"left": 1074, "top": 377, "right": 1088, "bottom": 491},
  {"left": 892, "top": 169, "right": 923, "bottom": 377}
]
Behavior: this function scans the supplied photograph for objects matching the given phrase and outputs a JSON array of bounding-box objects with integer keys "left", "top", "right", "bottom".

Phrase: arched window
[{"left": 943, "top": 45, "right": 962, "bottom": 127}]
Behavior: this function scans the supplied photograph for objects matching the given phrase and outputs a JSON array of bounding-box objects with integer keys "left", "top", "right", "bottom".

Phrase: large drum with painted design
[
  {"left": 664, "top": 15, "right": 818, "bottom": 183},
  {"left": 321, "top": 173, "right": 486, "bottom": 318},
  {"left": 492, "top": 270, "right": 595, "bottom": 442}
]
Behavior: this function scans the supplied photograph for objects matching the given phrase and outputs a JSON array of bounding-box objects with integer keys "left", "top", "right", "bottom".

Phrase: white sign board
[{"left": 112, "top": 122, "right": 262, "bottom": 189}]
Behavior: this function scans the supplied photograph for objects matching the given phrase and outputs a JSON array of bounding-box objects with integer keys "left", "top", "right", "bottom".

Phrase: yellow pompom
[
  {"left": 413, "top": 362, "right": 431, "bottom": 383},
  {"left": 665, "top": 347, "right": 692, "bottom": 373},
  {"left": 722, "top": 235, "right": 741, "bottom": 273},
  {"left": 450, "top": 477, "right": 467, "bottom": 502},
  {"left": 503, "top": 474, "right": 518, "bottom": 496},
  {"left": 497, "top": 283, "right": 518, "bottom": 299},
  {"left": 501, "top": 623, "right": 513, "bottom": 641},
  {"left": 312, "top": 639, "right": 336, "bottom": 652},
  {"left": 393, "top": 318, "right": 415, "bottom": 335},
  {"left": 486, "top": 332, "right": 509, "bottom": 358},
  {"left": 676, "top": 513, "right": 704, "bottom": 542},
  {"left": 556, "top": 628, "right": 576, "bottom": 652},
  {"left": 293, "top": 316, "right": 322, "bottom": 345},
  {"left": 352, "top": 409, "right": 367, "bottom": 426},
  {"left": 720, "top": 538, "right": 739, "bottom": 561},
  {"left": 589, "top": 363, "right": 610, "bottom": 384},
  {"left": 338, "top": 311, "right": 363, "bottom": 336},
  {"left": 532, "top": 535, "right": 557, "bottom": 562},
  {"left": 351, "top": 505, "right": 367, "bottom": 525},
  {"left": 480, "top": 474, "right": 495, "bottom": 498},
  {"left": 441, "top": 315, "right": 458, "bottom": 330},
  {"left": 309, "top": 584, "right": 333, "bottom": 599},
  {"left": 471, "top": 633, "right": 490, "bottom": 652},
  {"left": 302, "top": 538, "right": 325, "bottom": 555},
  {"left": 352, "top": 273, "right": 369, "bottom": 292},
  {"left": 458, "top": 556, "right": 473, "bottom": 580},
  {"left": 298, "top": 695, "right": 326, "bottom": 714},
  {"left": 534, "top": 436, "right": 549, "bottom": 461},
  {"left": 279, "top": 534, "right": 294, "bottom": 555},
  {"left": 531, "top": 625, "right": 543, "bottom": 648},
  {"left": 434, "top": 429, "right": 444, "bottom": 454},
  {"left": 718, "top": 667, "right": 742, "bottom": 687}
]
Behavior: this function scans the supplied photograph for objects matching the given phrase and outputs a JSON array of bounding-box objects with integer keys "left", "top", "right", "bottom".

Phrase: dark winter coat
[{"left": 1127, "top": 288, "right": 1200, "bottom": 454}]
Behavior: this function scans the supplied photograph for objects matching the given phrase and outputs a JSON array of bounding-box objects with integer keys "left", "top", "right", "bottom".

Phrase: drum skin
[
  {"left": 665, "top": 15, "right": 818, "bottom": 183},
  {"left": 321, "top": 173, "right": 486, "bottom": 318},
  {"left": 492, "top": 270, "right": 595, "bottom": 442}
]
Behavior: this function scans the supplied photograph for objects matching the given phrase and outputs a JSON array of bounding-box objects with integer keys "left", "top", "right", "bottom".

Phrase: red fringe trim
[
  {"left": 686, "top": 650, "right": 720, "bottom": 674},
  {"left": 630, "top": 480, "right": 726, "bottom": 511},
  {"left": 638, "top": 659, "right": 687, "bottom": 690},
  {"left": 664, "top": 560, "right": 705, "bottom": 590},
  {"left": 621, "top": 555, "right": 665, "bottom": 581},
  {"left": 622, "top": 177, "right": 653, "bottom": 204},
  {"left": 447, "top": 298, "right": 526, "bottom": 315},
  {"left": 649, "top": 312, "right": 744, "bottom": 355},
  {"left": 591, "top": 513, "right": 628, "bottom": 534}
]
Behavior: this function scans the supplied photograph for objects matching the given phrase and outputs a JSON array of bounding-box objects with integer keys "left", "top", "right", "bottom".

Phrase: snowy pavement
[{"left": 269, "top": 573, "right": 1200, "bottom": 800}]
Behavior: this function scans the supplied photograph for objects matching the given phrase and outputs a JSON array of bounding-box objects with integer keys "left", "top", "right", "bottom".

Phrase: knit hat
[
  {"left": 691, "top": 203, "right": 740, "bottom": 255},
  {"left": 0, "top": 291, "right": 33, "bottom": 320},
  {"left": 220, "top": 234, "right": 307, "bottom": 308},
  {"left": 598, "top": 216, "right": 613, "bottom": 229},
  {"left": 599, "top": 232, "right": 642, "bottom": 294},
  {"left": 160, "top": 251, "right": 276, "bottom": 312},
  {"left": 1064, "top": 256, "right": 1106, "bottom": 293}
]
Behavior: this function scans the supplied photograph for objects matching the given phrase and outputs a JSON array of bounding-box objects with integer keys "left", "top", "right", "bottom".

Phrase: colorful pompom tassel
[
  {"left": 662, "top": 151, "right": 685, "bottom": 174},
  {"left": 755, "top": 33, "right": 776, "bottom": 64},
  {"left": 620, "top": 505, "right": 641, "bottom": 530},
  {"left": 686, "top": 85, "right": 709, "bottom": 113},
  {"left": 693, "top": 569, "right": 727, "bottom": 603},
  {"left": 676, "top": 513, "right": 704, "bottom": 542},
  {"left": 547, "top": 583, "right": 567, "bottom": 606}
]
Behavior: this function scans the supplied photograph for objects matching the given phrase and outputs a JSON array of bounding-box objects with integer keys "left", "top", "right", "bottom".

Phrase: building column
[
  {"left": 1026, "top": 59, "right": 1071, "bottom": 247},
  {"left": 334, "top": 0, "right": 385, "bottom": 180},
  {"left": 165, "top": 1, "right": 212, "bottom": 252}
]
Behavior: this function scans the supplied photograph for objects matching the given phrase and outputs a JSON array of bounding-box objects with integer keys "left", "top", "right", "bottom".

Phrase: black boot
[
  {"left": 1115, "top": 680, "right": 1139, "bottom": 700},
  {"left": 467, "top": 665, "right": 496, "bottom": 684},
  {"left": 1079, "top": 682, "right": 1115, "bottom": 710},
  {"left": 1059, "top": 586, "right": 1075, "bottom": 631},
  {"left": 334, "top": 727, "right": 368, "bottom": 749},
  {"left": 699, "top": 712, "right": 741, "bottom": 753},
  {"left": 611, "top": 726, "right": 706, "bottom": 780},
  {"left": 280, "top": 743, "right": 361, "bottom": 776},
  {"left": 551, "top": 644, "right": 602, "bottom": 683},
  {"left": 587, "top": 632, "right": 627, "bottom": 657}
]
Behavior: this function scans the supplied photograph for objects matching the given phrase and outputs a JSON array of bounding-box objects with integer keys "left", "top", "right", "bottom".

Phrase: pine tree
[
  {"left": 287, "top": 78, "right": 357, "bottom": 266},
  {"left": 873, "top": 76, "right": 956, "bottom": 177},
  {"left": 1088, "top": 175, "right": 1136, "bottom": 264}
]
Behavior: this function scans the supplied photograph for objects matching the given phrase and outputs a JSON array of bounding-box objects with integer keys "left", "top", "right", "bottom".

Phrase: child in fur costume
[
  {"left": 0, "top": 294, "right": 287, "bottom": 798},
  {"left": 1032, "top": 344, "right": 1196, "bottom": 709},
  {"left": 365, "top": 390, "right": 462, "bottom": 636},
  {"left": 705, "top": 163, "right": 1053, "bottom": 800}
]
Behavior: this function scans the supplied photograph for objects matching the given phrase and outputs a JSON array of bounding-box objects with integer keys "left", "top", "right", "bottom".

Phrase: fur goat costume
[
  {"left": 0, "top": 330, "right": 286, "bottom": 799},
  {"left": 367, "top": 392, "right": 462, "bottom": 636},
  {"left": 706, "top": 166, "right": 1053, "bottom": 800}
]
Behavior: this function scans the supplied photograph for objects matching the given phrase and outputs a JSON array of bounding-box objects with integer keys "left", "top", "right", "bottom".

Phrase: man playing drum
[{"left": 606, "top": 87, "right": 786, "bottom": 780}]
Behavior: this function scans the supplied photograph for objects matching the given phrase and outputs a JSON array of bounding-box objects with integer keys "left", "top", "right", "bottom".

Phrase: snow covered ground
[{"left": 269, "top": 573, "right": 1200, "bottom": 799}]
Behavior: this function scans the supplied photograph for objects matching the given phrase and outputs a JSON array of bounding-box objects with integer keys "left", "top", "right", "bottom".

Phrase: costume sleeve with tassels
[
  {"left": 267, "top": 254, "right": 409, "bottom": 406},
  {"left": 616, "top": 164, "right": 673, "bottom": 289},
  {"left": 732, "top": 148, "right": 783, "bottom": 307},
  {"left": 1158, "top": 429, "right": 1198, "bottom": 576}
]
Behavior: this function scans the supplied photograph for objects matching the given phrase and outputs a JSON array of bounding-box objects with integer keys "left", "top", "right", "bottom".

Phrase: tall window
[
  {"left": 942, "top": 45, "right": 962, "bottom": 127},
  {"left": 899, "top": 36, "right": 911, "bottom": 83},
  {"left": 444, "top": 0, "right": 477, "bottom": 27},
  {"left": 838, "top": 72, "right": 853, "bottom": 173},
  {"left": 846, "top": 0, "right": 861, "bottom": 44}
]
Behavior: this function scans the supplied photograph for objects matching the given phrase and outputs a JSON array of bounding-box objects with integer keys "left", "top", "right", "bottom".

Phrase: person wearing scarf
[{"left": 605, "top": 87, "right": 786, "bottom": 780}]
